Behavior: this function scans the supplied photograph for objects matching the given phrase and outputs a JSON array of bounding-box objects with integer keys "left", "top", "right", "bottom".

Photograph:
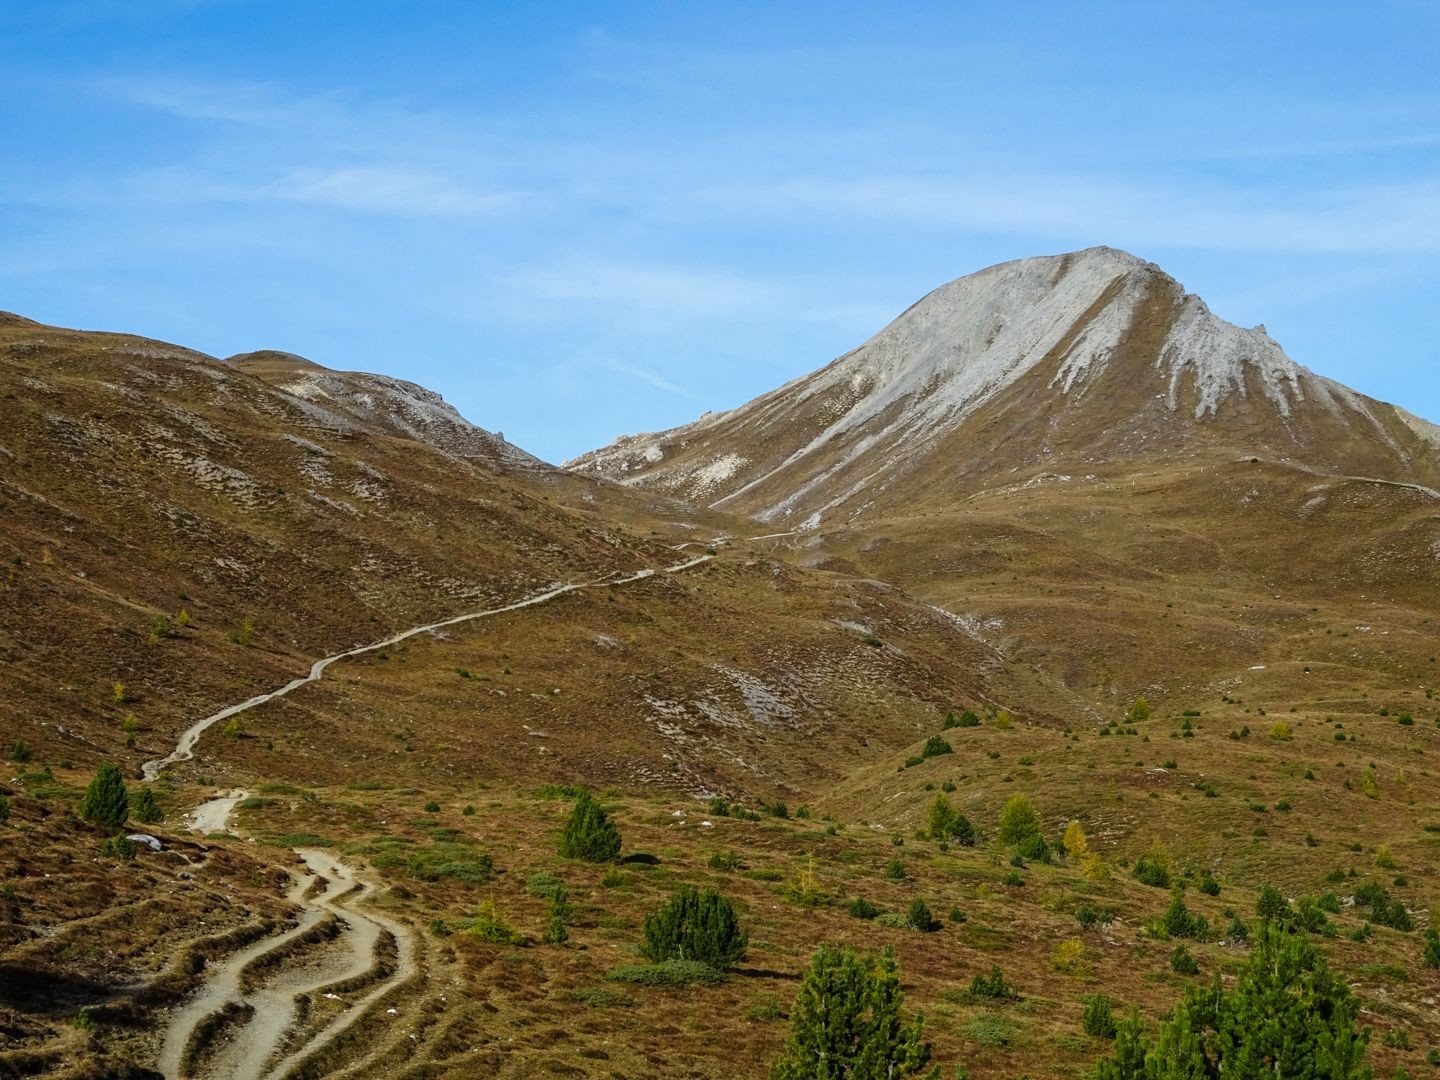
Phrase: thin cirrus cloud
[{"left": 605, "top": 360, "right": 701, "bottom": 400}]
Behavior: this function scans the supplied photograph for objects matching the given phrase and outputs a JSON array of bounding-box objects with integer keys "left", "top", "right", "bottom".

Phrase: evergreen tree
[
  {"left": 1423, "top": 926, "right": 1440, "bottom": 969},
  {"left": 129, "top": 786, "right": 163, "bottom": 824},
  {"left": 1126, "top": 696, "right": 1151, "bottom": 724},
  {"left": 641, "top": 885, "right": 747, "bottom": 968},
  {"left": 925, "top": 794, "right": 978, "bottom": 846},
  {"left": 771, "top": 946, "right": 934, "bottom": 1080},
  {"left": 78, "top": 763, "right": 129, "bottom": 830},
  {"left": 905, "top": 898, "right": 934, "bottom": 932},
  {"left": 557, "top": 790, "right": 621, "bottom": 862},
  {"left": 1093, "top": 916, "right": 1372, "bottom": 1078},
  {"left": 996, "top": 794, "right": 1041, "bottom": 846}
]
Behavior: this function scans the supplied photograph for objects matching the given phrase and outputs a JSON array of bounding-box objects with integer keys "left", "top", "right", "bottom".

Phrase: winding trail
[
  {"left": 156, "top": 794, "right": 418, "bottom": 1079},
  {"left": 142, "top": 553, "right": 713, "bottom": 781},
  {"left": 147, "top": 549, "right": 722, "bottom": 1077}
]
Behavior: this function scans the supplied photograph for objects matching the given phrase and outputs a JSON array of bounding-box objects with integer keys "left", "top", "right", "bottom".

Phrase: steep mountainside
[
  {"left": 571, "top": 247, "right": 1440, "bottom": 527},
  {"left": 0, "top": 314, "right": 736, "bottom": 777}
]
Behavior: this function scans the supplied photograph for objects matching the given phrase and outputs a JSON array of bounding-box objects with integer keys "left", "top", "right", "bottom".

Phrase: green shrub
[
  {"left": 1132, "top": 851, "right": 1172, "bottom": 889},
  {"left": 996, "top": 794, "right": 1041, "bottom": 846},
  {"left": 525, "top": 872, "right": 566, "bottom": 900},
  {"left": 848, "top": 897, "right": 881, "bottom": 920},
  {"left": 884, "top": 857, "right": 907, "bottom": 881},
  {"left": 1170, "top": 944, "right": 1199, "bottom": 975},
  {"left": 964, "top": 1013, "right": 1018, "bottom": 1047},
  {"left": 1160, "top": 892, "right": 1209, "bottom": 941},
  {"left": 606, "top": 960, "right": 724, "bottom": 988},
  {"left": 1016, "top": 833, "right": 1051, "bottom": 864},
  {"left": 571, "top": 985, "right": 637, "bottom": 1008},
  {"left": 100, "top": 834, "right": 137, "bottom": 860},
  {"left": 466, "top": 898, "right": 518, "bottom": 943},
  {"left": 919, "top": 735, "right": 953, "bottom": 760},
  {"left": 968, "top": 965, "right": 1018, "bottom": 1000},
  {"left": 707, "top": 849, "right": 742, "bottom": 871},
  {"left": 641, "top": 886, "right": 747, "bottom": 968},
  {"left": 905, "top": 898, "right": 935, "bottom": 932},
  {"left": 925, "top": 794, "right": 978, "bottom": 846},
  {"left": 558, "top": 791, "right": 622, "bottom": 862},
  {"left": 1082, "top": 994, "right": 1118, "bottom": 1038},
  {"left": 128, "top": 786, "right": 162, "bottom": 824},
  {"left": 0, "top": 794, "right": 9, "bottom": 824}
]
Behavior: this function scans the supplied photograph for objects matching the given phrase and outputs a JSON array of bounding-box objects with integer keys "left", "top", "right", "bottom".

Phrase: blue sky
[{"left": 2, "top": 1, "right": 1438, "bottom": 462}]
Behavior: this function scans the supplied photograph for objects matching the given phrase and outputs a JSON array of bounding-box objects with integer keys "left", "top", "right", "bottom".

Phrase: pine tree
[
  {"left": 1082, "top": 994, "right": 1118, "bottom": 1038},
  {"left": 557, "top": 790, "right": 621, "bottom": 862},
  {"left": 1093, "top": 915, "right": 1372, "bottom": 1078},
  {"left": 771, "top": 946, "right": 934, "bottom": 1080},
  {"left": 641, "top": 885, "right": 747, "bottom": 968},
  {"left": 129, "top": 786, "right": 163, "bottom": 824},
  {"left": 1126, "top": 696, "right": 1151, "bottom": 724},
  {"left": 78, "top": 763, "right": 129, "bottom": 830},
  {"left": 925, "top": 794, "right": 976, "bottom": 845}
]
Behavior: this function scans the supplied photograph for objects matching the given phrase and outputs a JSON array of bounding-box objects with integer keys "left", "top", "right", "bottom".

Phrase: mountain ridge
[{"left": 569, "top": 247, "right": 1439, "bottom": 525}]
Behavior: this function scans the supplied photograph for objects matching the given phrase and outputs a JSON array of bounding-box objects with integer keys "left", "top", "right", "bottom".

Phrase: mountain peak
[{"left": 572, "top": 248, "right": 1438, "bottom": 522}]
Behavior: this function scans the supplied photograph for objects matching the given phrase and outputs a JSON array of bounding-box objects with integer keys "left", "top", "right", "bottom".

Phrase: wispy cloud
[{"left": 605, "top": 360, "right": 701, "bottom": 399}]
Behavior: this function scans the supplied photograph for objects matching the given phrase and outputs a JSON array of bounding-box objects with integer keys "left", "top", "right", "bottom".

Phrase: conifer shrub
[
  {"left": 129, "top": 786, "right": 163, "bottom": 824},
  {"left": 1169, "top": 944, "right": 1199, "bottom": 975},
  {"left": 1096, "top": 921, "right": 1370, "bottom": 1077},
  {"left": 1131, "top": 845, "right": 1172, "bottom": 889},
  {"left": 1158, "top": 892, "right": 1209, "bottom": 940},
  {"left": 641, "top": 886, "right": 747, "bottom": 969},
  {"left": 558, "top": 791, "right": 622, "bottom": 862},
  {"left": 466, "top": 898, "right": 518, "bottom": 943},
  {"left": 78, "top": 763, "right": 128, "bottom": 830},
  {"left": 968, "top": 965, "right": 1019, "bottom": 1001},
  {"left": 848, "top": 897, "right": 881, "bottom": 920},
  {"left": 100, "top": 835, "right": 137, "bottom": 860},
  {"left": 905, "top": 898, "right": 935, "bottom": 932},
  {"left": 770, "top": 946, "right": 932, "bottom": 1079},
  {"left": 1082, "top": 994, "right": 1118, "bottom": 1038},
  {"left": 918, "top": 735, "right": 953, "bottom": 760},
  {"left": 925, "top": 794, "right": 978, "bottom": 846}
]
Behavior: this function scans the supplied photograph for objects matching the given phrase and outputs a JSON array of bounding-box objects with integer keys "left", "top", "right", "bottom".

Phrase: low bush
[{"left": 606, "top": 960, "right": 725, "bottom": 988}]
